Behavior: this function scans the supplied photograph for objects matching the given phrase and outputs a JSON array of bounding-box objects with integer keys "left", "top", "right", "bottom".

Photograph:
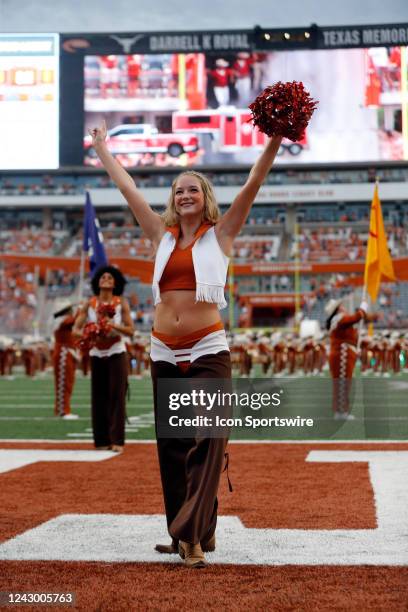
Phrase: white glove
[{"left": 359, "top": 300, "right": 369, "bottom": 313}]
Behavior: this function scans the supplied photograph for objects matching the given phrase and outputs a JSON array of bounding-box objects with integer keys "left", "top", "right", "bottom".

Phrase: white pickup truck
[{"left": 84, "top": 123, "right": 199, "bottom": 158}]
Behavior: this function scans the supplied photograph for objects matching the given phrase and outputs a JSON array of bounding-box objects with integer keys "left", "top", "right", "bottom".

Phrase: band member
[
  {"left": 325, "top": 299, "right": 376, "bottom": 419},
  {"left": 390, "top": 331, "right": 403, "bottom": 374},
  {"left": 88, "top": 118, "right": 282, "bottom": 568},
  {"left": 359, "top": 332, "right": 371, "bottom": 374},
  {"left": 21, "top": 337, "right": 37, "bottom": 378},
  {"left": 53, "top": 301, "right": 79, "bottom": 420},
  {"left": 73, "top": 266, "right": 134, "bottom": 452},
  {"left": 286, "top": 334, "right": 298, "bottom": 375},
  {"left": 0, "top": 336, "right": 15, "bottom": 378},
  {"left": 302, "top": 335, "right": 315, "bottom": 375},
  {"left": 313, "top": 333, "right": 327, "bottom": 374}
]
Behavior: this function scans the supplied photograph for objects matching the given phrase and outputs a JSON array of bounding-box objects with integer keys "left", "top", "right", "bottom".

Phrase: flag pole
[
  {"left": 228, "top": 257, "right": 235, "bottom": 331},
  {"left": 357, "top": 286, "right": 368, "bottom": 352},
  {"left": 294, "top": 220, "right": 301, "bottom": 333},
  {"left": 78, "top": 249, "right": 86, "bottom": 302},
  {"left": 357, "top": 176, "right": 379, "bottom": 352},
  {"left": 80, "top": 191, "right": 108, "bottom": 301}
]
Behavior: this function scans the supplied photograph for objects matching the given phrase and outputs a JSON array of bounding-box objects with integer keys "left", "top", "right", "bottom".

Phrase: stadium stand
[{"left": 1, "top": 149, "right": 407, "bottom": 338}]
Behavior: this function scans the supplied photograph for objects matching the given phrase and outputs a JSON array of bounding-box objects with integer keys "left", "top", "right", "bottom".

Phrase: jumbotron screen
[
  {"left": 83, "top": 46, "right": 405, "bottom": 168},
  {"left": 0, "top": 34, "right": 59, "bottom": 170}
]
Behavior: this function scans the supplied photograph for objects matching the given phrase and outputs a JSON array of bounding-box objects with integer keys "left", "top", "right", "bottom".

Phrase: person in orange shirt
[{"left": 88, "top": 118, "right": 282, "bottom": 568}]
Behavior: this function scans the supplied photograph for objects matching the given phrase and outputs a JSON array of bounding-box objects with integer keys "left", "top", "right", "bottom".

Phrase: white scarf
[{"left": 152, "top": 226, "right": 229, "bottom": 310}]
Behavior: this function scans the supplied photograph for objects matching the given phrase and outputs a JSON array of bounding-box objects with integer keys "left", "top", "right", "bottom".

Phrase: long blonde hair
[{"left": 161, "top": 171, "right": 221, "bottom": 226}]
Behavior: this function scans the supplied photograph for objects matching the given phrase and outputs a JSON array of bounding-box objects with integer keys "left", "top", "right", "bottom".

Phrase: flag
[
  {"left": 82, "top": 192, "right": 108, "bottom": 274},
  {"left": 363, "top": 183, "right": 396, "bottom": 302}
]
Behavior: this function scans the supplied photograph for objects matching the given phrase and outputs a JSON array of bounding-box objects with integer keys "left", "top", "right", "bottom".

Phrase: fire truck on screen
[{"left": 172, "top": 108, "right": 307, "bottom": 156}]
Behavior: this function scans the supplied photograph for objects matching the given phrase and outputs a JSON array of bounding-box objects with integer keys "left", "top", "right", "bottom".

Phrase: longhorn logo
[{"left": 109, "top": 34, "right": 145, "bottom": 53}]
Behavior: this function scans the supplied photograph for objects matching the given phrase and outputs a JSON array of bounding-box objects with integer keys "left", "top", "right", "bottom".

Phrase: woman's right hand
[{"left": 88, "top": 119, "right": 107, "bottom": 147}]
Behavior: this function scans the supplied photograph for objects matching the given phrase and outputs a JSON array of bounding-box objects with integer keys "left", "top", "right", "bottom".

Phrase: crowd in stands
[
  {"left": 46, "top": 270, "right": 78, "bottom": 297},
  {"left": 233, "top": 235, "right": 281, "bottom": 262},
  {"left": 1, "top": 257, "right": 408, "bottom": 336},
  {"left": 1, "top": 166, "right": 408, "bottom": 196},
  {"left": 0, "top": 229, "right": 68, "bottom": 255},
  {"left": 0, "top": 216, "right": 406, "bottom": 273},
  {"left": 67, "top": 230, "right": 283, "bottom": 262},
  {"left": 291, "top": 226, "right": 408, "bottom": 262},
  {"left": 0, "top": 263, "right": 37, "bottom": 334}
]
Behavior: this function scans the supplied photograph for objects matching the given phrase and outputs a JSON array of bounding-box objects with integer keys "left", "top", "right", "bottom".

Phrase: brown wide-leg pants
[
  {"left": 150, "top": 350, "right": 231, "bottom": 545},
  {"left": 90, "top": 352, "right": 128, "bottom": 447}
]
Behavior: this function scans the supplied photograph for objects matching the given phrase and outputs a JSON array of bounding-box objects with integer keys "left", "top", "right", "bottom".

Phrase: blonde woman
[{"left": 89, "top": 120, "right": 282, "bottom": 568}]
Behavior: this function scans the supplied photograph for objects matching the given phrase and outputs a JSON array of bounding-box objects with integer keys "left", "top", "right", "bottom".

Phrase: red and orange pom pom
[
  {"left": 77, "top": 322, "right": 99, "bottom": 351},
  {"left": 97, "top": 303, "right": 116, "bottom": 319},
  {"left": 76, "top": 320, "right": 112, "bottom": 351},
  {"left": 98, "top": 318, "right": 112, "bottom": 336},
  {"left": 249, "top": 81, "right": 318, "bottom": 141}
]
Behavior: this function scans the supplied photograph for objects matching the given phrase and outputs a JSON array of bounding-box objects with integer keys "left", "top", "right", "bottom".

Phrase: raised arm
[
  {"left": 90, "top": 121, "right": 165, "bottom": 247},
  {"left": 72, "top": 303, "right": 88, "bottom": 336},
  {"left": 216, "top": 135, "right": 282, "bottom": 253}
]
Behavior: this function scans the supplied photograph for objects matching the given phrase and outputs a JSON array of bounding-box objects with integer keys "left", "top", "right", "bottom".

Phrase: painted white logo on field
[
  {"left": 0, "top": 450, "right": 114, "bottom": 474},
  {"left": 0, "top": 451, "right": 407, "bottom": 565}
]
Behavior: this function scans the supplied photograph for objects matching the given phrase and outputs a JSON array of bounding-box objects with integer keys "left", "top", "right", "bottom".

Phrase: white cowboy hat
[
  {"left": 0, "top": 335, "right": 13, "bottom": 348},
  {"left": 53, "top": 299, "right": 76, "bottom": 318},
  {"left": 324, "top": 299, "right": 342, "bottom": 319},
  {"left": 215, "top": 58, "right": 229, "bottom": 67}
]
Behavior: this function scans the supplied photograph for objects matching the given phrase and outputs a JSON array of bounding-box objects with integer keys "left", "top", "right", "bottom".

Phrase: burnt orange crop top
[{"left": 159, "top": 222, "right": 213, "bottom": 293}]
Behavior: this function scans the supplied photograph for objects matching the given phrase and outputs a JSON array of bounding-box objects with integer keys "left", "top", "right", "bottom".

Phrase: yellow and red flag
[{"left": 364, "top": 183, "right": 396, "bottom": 302}]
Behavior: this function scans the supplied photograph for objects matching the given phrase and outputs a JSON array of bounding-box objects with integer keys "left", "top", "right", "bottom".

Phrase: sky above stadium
[{"left": 0, "top": 0, "right": 407, "bottom": 32}]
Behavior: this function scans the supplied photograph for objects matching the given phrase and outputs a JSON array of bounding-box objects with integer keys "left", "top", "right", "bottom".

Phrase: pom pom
[
  {"left": 77, "top": 322, "right": 99, "bottom": 351},
  {"left": 76, "top": 320, "right": 113, "bottom": 351},
  {"left": 249, "top": 81, "right": 318, "bottom": 141},
  {"left": 77, "top": 302, "right": 117, "bottom": 351},
  {"left": 97, "top": 303, "right": 116, "bottom": 319},
  {"left": 98, "top": 318, "right": 112, "bottom": 336}
]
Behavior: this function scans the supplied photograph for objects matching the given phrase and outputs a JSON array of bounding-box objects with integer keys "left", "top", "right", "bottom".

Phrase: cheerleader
[{"left": 88, "top": 118, "right": 282, "bottom": 568}]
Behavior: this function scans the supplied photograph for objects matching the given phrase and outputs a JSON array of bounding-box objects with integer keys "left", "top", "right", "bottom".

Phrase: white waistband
[
  {"left": 150, "top": 329, "right": 229, "bottom": 365},
  {"left": 89, "top": 339, "right": 127, "bottom": 358}
]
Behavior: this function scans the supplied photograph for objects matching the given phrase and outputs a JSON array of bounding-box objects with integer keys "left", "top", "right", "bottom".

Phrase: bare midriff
[{"left": 153, "top": 290, "right": 222, "bottom": 335}]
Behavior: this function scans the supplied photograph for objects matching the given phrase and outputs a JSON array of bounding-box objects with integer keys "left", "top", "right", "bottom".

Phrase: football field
[
  {"left": 0, "top": 369, "right": 407, "bottom": 441},
  {"left": 0, "top": 370, "right": 408, "bottom": 610}
]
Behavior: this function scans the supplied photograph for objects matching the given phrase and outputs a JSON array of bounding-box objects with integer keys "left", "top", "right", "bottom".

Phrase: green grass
[
  {"left": 0, "top": 368, "right": 407, "bottom": 441},
  {"left": 0, "top": 373, "right": 155, "bottom": 440}
]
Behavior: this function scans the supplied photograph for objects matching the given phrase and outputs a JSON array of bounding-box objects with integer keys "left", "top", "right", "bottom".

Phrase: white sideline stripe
[
  {"left": 0, "top": 404, "right": 152, "bottom": 410},
  {"left": 0, "top": 417, "right": 90, "bottom": 421},
  {"left": 66, "top": 434, "right": 93, "bottom": 438},
  {"left": 0, "top": 450, "right": 114, "bottom": 474},
  {"left": 0, "top": 439, "right": 408, "bottom": 444},
  {"left": 0, "top": 406, "right": 91, "bottom": 410},
  {"left": 0, "top": 451, "right": 407, "bottom": 565}
]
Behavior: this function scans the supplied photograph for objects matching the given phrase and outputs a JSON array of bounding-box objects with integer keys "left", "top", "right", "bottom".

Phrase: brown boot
[
  {"left": 179, "top": 541, "right": 207, "bottom": 569},
  {"left": 201, "top": 533, "right": 216, "bottom": 553},
  {"left": 155, "top": 539, "right": 178, "bottom": 554},
  {"left": 111, "top": 445, "right": 124, "bottom": 453}
]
